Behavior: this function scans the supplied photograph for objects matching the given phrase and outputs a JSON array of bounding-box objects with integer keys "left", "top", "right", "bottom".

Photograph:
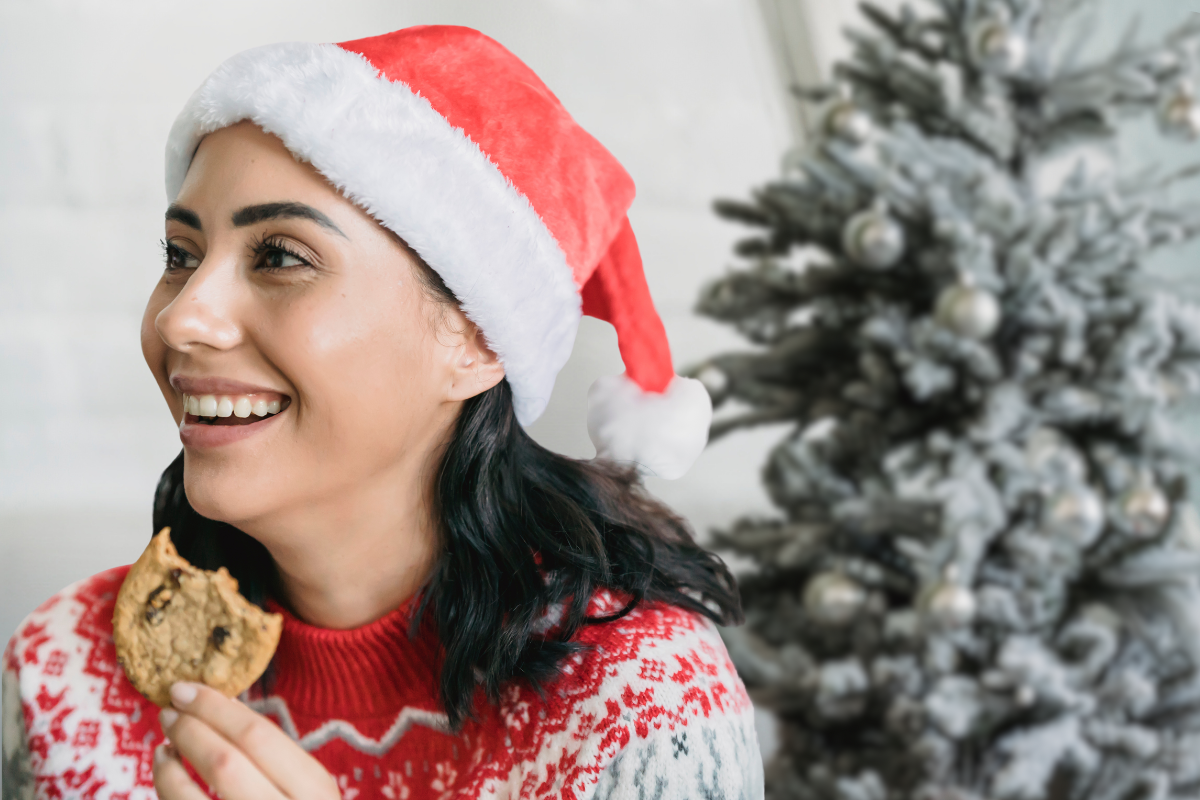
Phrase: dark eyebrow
[
  {"left": 231, "top": 202, "right": 347, "bottom": 238},
  {"left": 165, "top": 204, "right": 203, "bottom": 230}
]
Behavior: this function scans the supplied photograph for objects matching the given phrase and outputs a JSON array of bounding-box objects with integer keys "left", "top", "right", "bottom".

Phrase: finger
[
  {"left": 153, "top": 743, "right": 213, "bottom": 800},
  {"left": 163, "top": 709, "right": 285, "bottom": 800},
  {"left": 168, "top": 682, "right": 337, "bottom": 797}
]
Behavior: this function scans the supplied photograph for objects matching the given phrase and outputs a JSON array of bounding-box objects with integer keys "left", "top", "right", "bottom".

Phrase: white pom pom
[{"left": 586, "top": 374, "right": 713, "bottom": 480}]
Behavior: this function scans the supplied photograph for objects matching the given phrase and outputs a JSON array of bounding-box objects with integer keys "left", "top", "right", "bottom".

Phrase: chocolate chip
[
  {"left": 146, "top": 585, "right": 173, "bottom": 617},
  {"left": 211, "top": 626, "right": 230, "bottom": 648},
  {"left": 170, "top": 568, "right": 182, "bottom": 582}
]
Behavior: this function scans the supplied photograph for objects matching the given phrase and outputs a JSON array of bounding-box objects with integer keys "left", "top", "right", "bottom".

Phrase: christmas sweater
[{"left": 2, "top": 565, "right": 763, "bottom": 799}]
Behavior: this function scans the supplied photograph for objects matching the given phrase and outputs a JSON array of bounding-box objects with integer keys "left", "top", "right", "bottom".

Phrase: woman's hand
[{"left": 153, "top": 682, "right": 340, "bottom": 800}]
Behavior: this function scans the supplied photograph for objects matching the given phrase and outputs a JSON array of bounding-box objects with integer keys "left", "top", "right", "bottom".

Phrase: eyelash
[
  {"left": 161, "top": 239, "right": 196, "bottom": 272},
  {"left": 248, "top": 234, "right": 313, "bottom": 271},
  {"left": 158, "top": 237, "right": 313, "bottom": 273}
]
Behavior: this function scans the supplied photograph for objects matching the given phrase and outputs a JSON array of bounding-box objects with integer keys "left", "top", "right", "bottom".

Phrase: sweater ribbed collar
[{"left": 263, "top": 592, "right": 444, "bottom": 719}]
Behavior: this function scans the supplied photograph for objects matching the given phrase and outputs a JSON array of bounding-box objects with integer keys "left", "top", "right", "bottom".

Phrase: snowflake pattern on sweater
[{"left": 2, "top": 566, "right": 762, "bottom": 799}]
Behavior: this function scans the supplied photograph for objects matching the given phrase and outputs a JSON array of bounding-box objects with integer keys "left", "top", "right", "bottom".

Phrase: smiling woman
[{"left": 2, "top": 25, "right": 762, "bottom": 800}]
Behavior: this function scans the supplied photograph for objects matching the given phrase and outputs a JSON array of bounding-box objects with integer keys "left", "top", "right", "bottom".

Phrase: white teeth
[{"left": 186, "top": 392, "right": 285, "bottom": 419}]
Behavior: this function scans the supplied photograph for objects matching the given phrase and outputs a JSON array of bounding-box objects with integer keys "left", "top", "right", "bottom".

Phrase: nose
[{"left": 155, "top": 256, "right": 244, "bottom": 354}]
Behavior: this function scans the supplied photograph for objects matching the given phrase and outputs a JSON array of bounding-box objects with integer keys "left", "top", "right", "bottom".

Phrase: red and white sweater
[{"left": 2, "top": 565, "right": 762, "bottom": 799}]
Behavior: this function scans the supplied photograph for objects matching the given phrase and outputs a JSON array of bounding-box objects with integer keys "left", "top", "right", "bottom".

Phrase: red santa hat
[{"left": 164, "top": 25, "right": 711, "bottom": 479}]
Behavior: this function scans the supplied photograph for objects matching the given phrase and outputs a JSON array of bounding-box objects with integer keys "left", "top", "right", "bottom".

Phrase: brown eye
[
  {"left": 262, "top": 246, "right": 306, "bottom": 270},
  {"left": 162, "top": 240, "right": 199, "bottom": 271},
  {"left": 249, "top": 235, "right": 311, "bottom": 272}
]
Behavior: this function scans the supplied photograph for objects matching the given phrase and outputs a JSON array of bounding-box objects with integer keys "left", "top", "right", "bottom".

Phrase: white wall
[{"left": 0, "top": 0, "right": 792, "bottom": 644}]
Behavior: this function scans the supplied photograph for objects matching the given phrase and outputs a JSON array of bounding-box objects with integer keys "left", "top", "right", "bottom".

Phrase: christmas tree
[{"left": 697, "top": 1, "right": 1200, "bottom": 798}]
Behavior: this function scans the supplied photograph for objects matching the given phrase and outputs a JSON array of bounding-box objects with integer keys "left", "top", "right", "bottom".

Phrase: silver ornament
[
  {"left": 842, "top": 207, "right": 905, "bottom": 269},
  {"left": 921, "top": 580, "right": 976, "bottom": 628},
  {"left": 935, "top": 283, "right": 1001, "bottom": 339},
  {"left": 969, "top": 18, "right": 1027, "bottom": 76},
  {"left": 1042, "top": 484, "right": 1106, "bottom": 547},
  {"left": 803, "top": 572, "right": 866, "bottom": 626},
  {"left": 1025, "top": 428, "right": 1086, "bottom": 483},
  {"left": 1119, "top": 478, "right": 1170, "bottom": 538},
  {"left": 823, "top": 101, "right": 873, "bottom": 145},
  {"left": 1158, "top": 87, "right": 1200, "bottom": 141}
]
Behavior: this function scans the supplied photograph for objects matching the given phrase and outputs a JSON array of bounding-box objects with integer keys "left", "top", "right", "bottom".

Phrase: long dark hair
[{"left": 152, "top": 258, "right": 743, "bottom": 729}]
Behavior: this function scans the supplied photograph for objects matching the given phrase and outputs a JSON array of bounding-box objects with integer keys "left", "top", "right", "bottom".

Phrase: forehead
[{"left": 177, "top": 122, "right": 339, "bottom": 210}]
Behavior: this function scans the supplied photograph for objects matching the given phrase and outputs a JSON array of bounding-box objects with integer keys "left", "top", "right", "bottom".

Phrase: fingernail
[
  {"left": 159, "top": 708, "right": 178, "bottom": 728},
  {"left": 154, "top": 743, "right": 170, "bottom": 764},
  {"left": 171, "top": 682, "right": 199, "bottom": 706}
]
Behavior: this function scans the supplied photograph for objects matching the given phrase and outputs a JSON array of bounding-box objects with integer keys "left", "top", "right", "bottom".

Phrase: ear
[{"left": 444, "top": 312, "right": 505, "bottom": 402}]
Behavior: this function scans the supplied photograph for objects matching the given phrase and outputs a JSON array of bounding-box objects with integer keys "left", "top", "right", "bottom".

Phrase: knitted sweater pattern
[{"left": 2, "top": 565, "right": 762, "bottom": 799}]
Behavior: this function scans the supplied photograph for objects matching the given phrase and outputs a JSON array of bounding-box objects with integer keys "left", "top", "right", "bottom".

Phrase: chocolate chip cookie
[{"left": 113, "top": 528, "right": 283, "bottom": 707}]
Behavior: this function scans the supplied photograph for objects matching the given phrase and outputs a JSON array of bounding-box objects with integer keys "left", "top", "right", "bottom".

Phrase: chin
[{"left": 182, "top": 453, "right": 279, "bottom": 528}]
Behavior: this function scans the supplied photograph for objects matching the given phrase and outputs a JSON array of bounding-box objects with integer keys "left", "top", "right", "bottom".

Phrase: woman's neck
[{"left": 238, "top": 459, "right": 441, "bottom": 630}]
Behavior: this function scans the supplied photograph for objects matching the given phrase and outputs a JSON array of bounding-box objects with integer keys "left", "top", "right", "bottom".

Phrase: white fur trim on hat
[
  {"left": 587, "top": 374, "right": 713, "bottom": 480},
  {"left": 164, "top": 42, "right": 581, "bottom": 425}
]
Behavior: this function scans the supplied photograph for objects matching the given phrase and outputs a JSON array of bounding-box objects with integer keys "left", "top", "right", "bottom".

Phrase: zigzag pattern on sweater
[{"left": 245, "top": 697, "right": 451, "bottom": 756}]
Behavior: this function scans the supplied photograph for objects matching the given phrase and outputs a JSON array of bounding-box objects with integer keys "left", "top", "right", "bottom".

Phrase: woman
[{"left": 2, "top": 25, "right": 762, "bottom": 800}]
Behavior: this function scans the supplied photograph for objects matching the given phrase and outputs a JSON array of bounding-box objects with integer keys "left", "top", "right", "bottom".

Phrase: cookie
[{"left": 113, "top": 528, "right": 283, "bottom": 707}]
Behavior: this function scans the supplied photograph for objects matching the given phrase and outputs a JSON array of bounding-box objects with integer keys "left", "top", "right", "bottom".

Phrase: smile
[{"left": 183, "top": 393, "right": 289, "bottom": 427}]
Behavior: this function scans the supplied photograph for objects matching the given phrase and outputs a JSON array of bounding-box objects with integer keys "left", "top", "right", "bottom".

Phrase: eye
[
  {"left": 250, "top": 236, "right": 312, "bottom": 272},
  {"left": 161, "top": 240, "right": 200, "bottom": 272},
  {"left": 260, "top": 247, "right": 307, "bottom": 270}
]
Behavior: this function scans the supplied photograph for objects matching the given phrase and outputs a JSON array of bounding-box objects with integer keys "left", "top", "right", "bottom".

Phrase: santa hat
[{"left": 165, "top": 25, "right": 711, "bottom": 479}]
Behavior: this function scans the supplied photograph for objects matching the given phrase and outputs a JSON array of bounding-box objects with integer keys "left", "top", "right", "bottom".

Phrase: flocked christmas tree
[{"left": 697, "top": 1, "right": 1200, "bottom": 798}]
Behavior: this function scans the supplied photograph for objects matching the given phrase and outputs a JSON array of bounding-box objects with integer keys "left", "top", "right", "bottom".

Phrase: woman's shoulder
[
  {"left": 5, "top": 565, "right": 131, "bottom": 677},
  {"left": 479, "top": 590, "right": 763, "bottom": 800},
  {"left": 3, "top": 564, "right": 163, "bottom": 800}
]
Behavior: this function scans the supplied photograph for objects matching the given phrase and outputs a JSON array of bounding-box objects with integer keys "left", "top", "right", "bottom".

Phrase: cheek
[{"left": 270, "top": 288, "right": 443, "bottom": 437}]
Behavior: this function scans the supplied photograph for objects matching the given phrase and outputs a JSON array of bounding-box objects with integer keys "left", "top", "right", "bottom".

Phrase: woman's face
[{"left": 142, "top": 122, "right": 500, "bottom": 531}]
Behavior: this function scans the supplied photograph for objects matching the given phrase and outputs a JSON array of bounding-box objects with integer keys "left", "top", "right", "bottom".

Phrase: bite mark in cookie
[{"left": 113, "top": 528, "right": 282, "bottom": 707}]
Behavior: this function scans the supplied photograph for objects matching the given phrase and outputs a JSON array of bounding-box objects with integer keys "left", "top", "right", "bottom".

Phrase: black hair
[{"left": 152, "top": 251, "right": 743, "bottom": 730}]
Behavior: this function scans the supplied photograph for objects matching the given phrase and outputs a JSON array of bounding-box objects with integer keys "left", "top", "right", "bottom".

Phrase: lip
[
  {"left": 179, "top": 409, "right": 285, "bottom": 449},
  {"left": 171, "top": 374, "right": 292, "bottom": 450},
  {"left": 171, "top": 374, "right": 291, "bottom": 397}
]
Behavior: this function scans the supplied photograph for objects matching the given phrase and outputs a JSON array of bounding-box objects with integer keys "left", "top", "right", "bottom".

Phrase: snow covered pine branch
[{"left": 693, "top": 1, "right": 1200, "bottom": 798}]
